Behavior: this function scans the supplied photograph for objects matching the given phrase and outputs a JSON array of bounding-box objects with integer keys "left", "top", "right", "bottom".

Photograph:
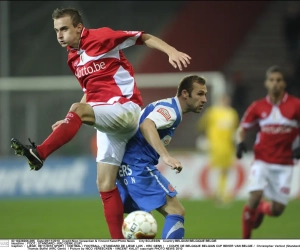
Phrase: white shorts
[
  {"left": 248, "top": 160, "right": 294, "bottom": 205},
  {"left": 89, "top": 101, "right": 141, "bottom": 165}
]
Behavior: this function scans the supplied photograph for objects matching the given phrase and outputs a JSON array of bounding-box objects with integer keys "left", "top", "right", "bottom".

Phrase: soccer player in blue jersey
[{"left": 115, "top": 75, "right": 208, "bottom": 239}]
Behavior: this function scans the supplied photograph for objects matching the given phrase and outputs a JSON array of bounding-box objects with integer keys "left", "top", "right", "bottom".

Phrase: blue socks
[{"left": 162, "top": 214, "right": 185, "bottom": 239}]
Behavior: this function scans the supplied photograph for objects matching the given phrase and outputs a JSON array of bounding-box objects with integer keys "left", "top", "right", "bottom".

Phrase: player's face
[
  {"left": 54, "top": 16, "right": 83, "bottom": 48},
  {"left": 185, "top": 83, "right": 207, "bottom": 113},
  {"left": 265, "top": 72, "right": 286, "bottom": 96}
]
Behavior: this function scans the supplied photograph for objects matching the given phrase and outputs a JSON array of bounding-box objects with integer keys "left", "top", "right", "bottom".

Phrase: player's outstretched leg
[
  {"left": 36, "top": 111, "right": 82, "bottom": 160},
  {"left": 11, "top": 111, "right": 81, "bottom": 170},
  {"left": 11, "top": 138, "right": 43, "bottom": 171},
  {"left": 11, "top": 106, "right": 87, "bottom": 170}
]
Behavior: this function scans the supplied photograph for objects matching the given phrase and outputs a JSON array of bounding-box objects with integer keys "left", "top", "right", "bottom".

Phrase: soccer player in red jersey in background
[
  {"left": 10, "top": 8, "right": 191, "bottom": 239},
  {"left": 236, "top": 65, "right": 300, "bottom": 239}
]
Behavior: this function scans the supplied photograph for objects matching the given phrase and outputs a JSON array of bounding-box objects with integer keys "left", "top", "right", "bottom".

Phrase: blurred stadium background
[{"left": 1, "top": 1, "right": 300, "bottom": 239}]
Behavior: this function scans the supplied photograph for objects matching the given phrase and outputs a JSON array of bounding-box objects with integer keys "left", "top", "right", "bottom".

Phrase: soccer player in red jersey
[
  {"left": 236, "top": 65, "right": 300, "bottom": 239},
  {"left": 10, "top": 8, "right": 191, "bottom": 239}
]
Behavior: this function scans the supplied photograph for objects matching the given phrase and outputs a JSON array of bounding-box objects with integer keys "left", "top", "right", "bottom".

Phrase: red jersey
[
  {"left": 241, "top": 93, "right": 300, "bottom": 165},
  {"left": 67, "top": 27, "right": 144, "bottom": 106}
]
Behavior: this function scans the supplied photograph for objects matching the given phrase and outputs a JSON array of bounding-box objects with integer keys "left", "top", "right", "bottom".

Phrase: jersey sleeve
[
  {"left": 241, "top": 101, "right": 259, "bottom": 129},
  {"left": 146, "top": 105, "right": 177, "bottom": 129},
  {"left": 98, "top": 27, "right": 144, "bottom": 52}
]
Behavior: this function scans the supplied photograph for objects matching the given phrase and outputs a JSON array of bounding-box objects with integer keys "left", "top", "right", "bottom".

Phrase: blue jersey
[{"left": 122, "top": 96, "right": 182, "bottom": 169}]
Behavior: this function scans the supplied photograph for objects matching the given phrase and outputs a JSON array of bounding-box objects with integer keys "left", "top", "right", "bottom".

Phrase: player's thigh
[
  {"left": 118, "top": 166, "right": 177, "bottom": 213},
  {"left": 96, "top": 131, "right": 125, "bottom": 191},
  {"left": 157, "top": 195, "right": 185, "bottom": 217},
  {"left": 96, "top": 161, "right": 119, "bottom": 191},
  {"left": 96, "top": 130, "right": 128, "bottom": 166},
  {"left": 247, "top": 160, "right": 268, "bottom": 192},
  {"left": 92, "top": 101, "right": 141, "bottom": 135},
  {"left": 247, "top": 160, "right": 268, "bottom": 207},
  {"left": 264, "top": 165, "right": 293, "bottom": 206},
  {"left": 247, "top": 190, "right": 263, "bottom": 209}
]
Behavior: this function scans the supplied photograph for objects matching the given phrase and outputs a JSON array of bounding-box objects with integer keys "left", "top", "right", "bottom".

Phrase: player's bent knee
[
  {"left": 96, "top": 175, "right": 117, "bottom": 192},
  {"left": 69, "top": 103, "right": 95, "bottom": 123},
  {"left": 70, "top": 103, "right": 82, "bottom": 114},
  {"left": 96, "top": 182, "right": 117, "bottom": 192},
  {"left": 272, "top": 210, "right": 284, "bottom": 217},
  {"left": 69, "top": 103, "right": 87, "bottom": 120},
  {"left": 271, "top": 202, "right": 285, "bottom": 217}
]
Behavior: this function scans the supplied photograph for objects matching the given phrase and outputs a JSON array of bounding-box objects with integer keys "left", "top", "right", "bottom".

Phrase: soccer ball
[{"left": 122, "top": 210, "right": 158, "bottom": 239}]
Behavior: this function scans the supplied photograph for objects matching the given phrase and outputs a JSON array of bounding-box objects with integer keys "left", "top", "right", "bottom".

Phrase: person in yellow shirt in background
[{"left": 197, "top": 94, "right": 239, "bottom": 206}]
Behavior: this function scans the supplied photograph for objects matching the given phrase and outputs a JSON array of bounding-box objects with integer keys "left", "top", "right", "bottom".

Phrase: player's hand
[
  {"left": 52, "top": 120, "right": 65, "bottom": 131},
  {"left": 161, "top": 155, "right": 183, "bottom": 174},
  {"left": 292, "top": 147, "right": 300, "bottom": 159},
  {"left": 169, "top": 50, "right": 191, "bottom": 71},
  {"left": 236, "top": 142, "right": 247, "bottom": 159}
]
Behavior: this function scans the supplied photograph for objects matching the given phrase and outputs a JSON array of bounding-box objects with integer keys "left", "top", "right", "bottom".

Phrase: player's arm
[
  {"left": 101, "top": 28, "right": 190, "bottom": 71},
  {"left": 140, "top": 118, "right": 170, "bottom": 159},
  {"left": 235, "top": 125, "right": 248, "bottom": 159},
  {"left": 236, "top": 125, "right": 247, "bottom": 144},
  {"left": 235, "top": 102, "right": 258, "bottom": 159},
  {"left": 141, "top": 33, "right": 191, "bottom": 71},
  {"left": 140, "top": 118, "right": 182, "bottom": 174}
]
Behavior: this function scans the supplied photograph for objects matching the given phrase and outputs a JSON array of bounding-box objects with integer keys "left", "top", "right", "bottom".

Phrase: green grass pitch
[{"left": 0, "top": 199, "right": 299, "bottom": 239}]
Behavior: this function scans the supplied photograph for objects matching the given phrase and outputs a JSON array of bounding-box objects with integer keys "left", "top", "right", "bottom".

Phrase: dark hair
[
  {"left": 52, "top": 8, "right": 83, "bottom": 27},
  {"left": 177, "top": 75, "right": 206, "bottom": 97},
  {"left": 265, "top": 65, "right": 285, "bottom": 79}
]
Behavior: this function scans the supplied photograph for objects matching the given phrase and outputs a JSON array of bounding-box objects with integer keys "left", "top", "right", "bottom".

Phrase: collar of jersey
[
  {"left": 266, "top": 92, "right": 288, "bottom": 105},
  {"left": 67, "top": 27, "right": 89, "bottom": 51},
  {"left": 174, "top": 96, "right": 183, "bottom": 118}
]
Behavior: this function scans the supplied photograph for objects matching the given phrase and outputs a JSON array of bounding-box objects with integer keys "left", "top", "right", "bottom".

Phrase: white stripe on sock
[{"left": 166, "top": 221, "right": 184, "bottom": 239}]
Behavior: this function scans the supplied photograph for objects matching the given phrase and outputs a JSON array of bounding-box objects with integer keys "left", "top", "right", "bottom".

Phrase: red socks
[
  {"left": 100, "top": 187, "right": 125, "bottom": 239},
  {"left": 242, "top": 205, "right": 256, "bottom": 239},
  {"left": 37, "top": 112, "right": 82, "bottom": 159},
  {"left": 242, "top": 201, "right": 273, "bottom": 239},
  {"left": 258, "top": 201, "right": 273, "bottom": 216}
]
